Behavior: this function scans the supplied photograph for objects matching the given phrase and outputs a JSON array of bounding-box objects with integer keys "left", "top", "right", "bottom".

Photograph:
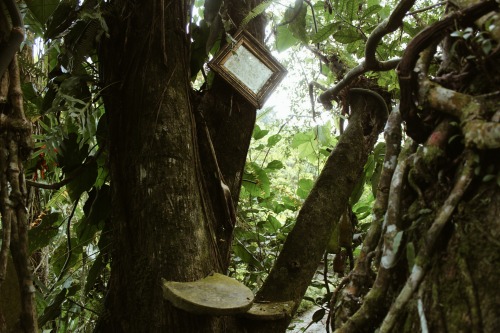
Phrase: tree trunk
[{"left": 95, "top": 0, "right": 263, "bottom": 331}]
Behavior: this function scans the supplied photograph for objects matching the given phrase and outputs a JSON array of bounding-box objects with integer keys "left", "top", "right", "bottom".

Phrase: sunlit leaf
[
  {"left": 267, "top": 134, "right": 282, "bottom": 147},
  {"left": 253, "top": 124, "right": 269, "bottom": 140},
  {"left": 276, "top": 25, "right": 299, "bottom": 52},
  {"left": 297, "top": 178, "right": 314, "bottom": 199}
]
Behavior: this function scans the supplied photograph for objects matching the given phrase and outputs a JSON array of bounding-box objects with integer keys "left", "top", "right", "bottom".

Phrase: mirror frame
[{"left": 208, "top": 30, "right": 287, "bottom": 109}]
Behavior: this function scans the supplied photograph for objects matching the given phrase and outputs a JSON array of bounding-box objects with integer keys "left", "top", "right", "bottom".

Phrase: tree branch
[{"left": 317, "top": 0, "right": 415, "bottom": 109}]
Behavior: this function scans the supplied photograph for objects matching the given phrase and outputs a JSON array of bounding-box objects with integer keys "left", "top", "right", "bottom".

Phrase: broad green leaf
[
  {"left": 276, "top": 25, "right": 299, "bottom": 52},
  {"left": 266, "top": 160, "right": 284, "bottom": 170},
  {"left": 349, "top": 171, "right": 366, "bottom": 205},
  {"left": 76, "top": 185, "right": 110, "bottom": 243},
  {"left": 252, "top": 124, "right": 269, "bottom": 140},
  {"left": 364, "top": 155, "right": 375, "bottom": 180},
  {"left": 51, "top": 238, "right": 83, "bottom": 276},
  {"left": 288, "top": 3, "right": 308, "bottom": 42},
  {"left": 265, "top": 216, "right": 281, "bottom": 232},
  {"left": 233, "top": 243, "right": 264, "bottom": 269},
  {"left": 392, "top": 231, "right": 404, "bottom": 254},
  {"left": 291, "top": 131, "right": 314, "bottom": 148},
  {"left": 311, "top": 22, "right": 339, "bottom": 44},
  {"left": 190, "top": 20, "right": 210, "bottom": 80},
  {"left": 344, "top": 0, "right": 358, "bottom": 20},
  {"left": 44, "top": 0, "right": 79, "bottom": 39},
  {"left": 297, "top": 141, "right": 316, "bottom": 158},
  {"left": 66, "top": 160, "right": 98, "bottom": 202},
  {"left": 333, "top": 28, "right": 361, "bottom": 44},
  {"left": 316, "top": 123, "right": 332, "bottom": 146},
  {"left": 282, "top": 196, "right": 299, "bottom": 211},
  {"left": 84, "top": 253, "right": 105, "bottom": 294},
  {"left": 327, "top": 224, "right": 341, "bottom": 253},
  {"left": 267, "top": 134, "right": 282, "bottom": 147},
  {"left": 312, "top": 308, "right": 326, "bottom": 322},
  {"left": 297, "top": 178, "right": 314, "bottom": 199},
  {"left": 25, "top": 0, "right": 60, "bottom": 25},
  {"left": 406, "top": 242, "right": 415, "bottom": 272},
  {"left": 361, "top": 4, "right": 382, "bottom": 19},
  {"left": 240, "top": 0, "right": 274, "bottom": 28}
]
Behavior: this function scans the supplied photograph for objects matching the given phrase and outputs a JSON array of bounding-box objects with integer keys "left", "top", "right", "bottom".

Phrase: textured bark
[
  {"left": 396, "top": 182, "right": 500, "bottom": 333},
  {"left": 96, "top": 1, "right": 263, "bottom": 332},
  {"left": 96, "top": 1, "right": 222, "bottom": 331}
]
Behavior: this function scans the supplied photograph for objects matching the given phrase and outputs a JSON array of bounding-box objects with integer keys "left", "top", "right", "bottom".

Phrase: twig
[{"left": 408, "top": 1, "right": 446, "bottom": 16}]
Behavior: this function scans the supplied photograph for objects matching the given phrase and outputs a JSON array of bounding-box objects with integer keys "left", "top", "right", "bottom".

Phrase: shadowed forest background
[{"left": 1, "top": 0, "right": 499, "bottom": 332}]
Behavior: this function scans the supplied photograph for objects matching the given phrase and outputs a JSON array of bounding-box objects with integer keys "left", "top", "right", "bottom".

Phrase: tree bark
[{"left": 96, "top": 0, "right": 264, "bottom": 331}]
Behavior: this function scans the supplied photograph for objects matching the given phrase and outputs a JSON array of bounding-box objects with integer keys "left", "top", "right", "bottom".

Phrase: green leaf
[
  {"left": 190, "top": 20, "right": 210, "bottom": 80},
  {"left": 392, "top": 231, "right": 404, "bottom": 254},
  {"left": 252, "top": 125, "right": 269, "bottom": 140},
  {"left": 311, "top": 22, "right": 339, "bottom": 44},
  {"left": 266, "top": 160, "right": 284, "bottom": 170},
  {"left": 276, "top": 25, "right": 299, "bottom": 52},
  {"left": 406, "top": 242, "right": 415, "bottom": 272},
  {"left": 75, "top": 185, "right": 110, "bottom": 243},
  {"left": 344, "top": 0, "right": 358, "bottom": 20},
  {"left": 233, "top": 243, "right": 264, "bottom": 269},
  {"left": 288, "top": 3, "right": 308, "bottom": 42},
  {"left": 51, "top": 238, "right": 83, "bottom": 276},
  {"left": 84, "top": 253, "right": 105, "bottom": 294},
  {"left": 333, "top": 28, "right": 361, "bottom": 44},
  {"left": 312, "top": 308, "right": 326, "bottom": 322},
  {"left": 44, "top": 0, "right": 79, "bottom": 39},
  {"left": 265, "top": 216, "right": 282, "bottom": 232},
  {"left": 361, "top": 4, "right": 382, "bottom": 19},
  {"left": 66, "top": 160, "right": 98, "bottom": 202},
  {"left": 316, "top": 123, "right": 332, "bottom": 146},
  {"left": 291, "top": 131, "right": 314, "bottom": 148},
  {"left": 267, "top": 134, "right": 282, "bottom": 147},
  {"left": 297, "top": 178, "right": 314, "bottom": 199},
  {"left": 25, "top": 0, "right": 60, "bottom": 25},
  {"left": 240, "top": 0, "right": 274, "bottom": 28}
]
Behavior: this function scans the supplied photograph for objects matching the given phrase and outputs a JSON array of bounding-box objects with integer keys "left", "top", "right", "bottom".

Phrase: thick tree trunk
[
  {"left": 96, "top": 1, "right": 264, "bottom": 331},
  {"left": 96, "top": 1, "right": 223, "bottom": 331}
]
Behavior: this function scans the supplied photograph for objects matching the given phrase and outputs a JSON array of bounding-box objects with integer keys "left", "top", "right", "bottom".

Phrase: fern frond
[{"left": 240, "top": 0, "right": 274, "bottom": 29}]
